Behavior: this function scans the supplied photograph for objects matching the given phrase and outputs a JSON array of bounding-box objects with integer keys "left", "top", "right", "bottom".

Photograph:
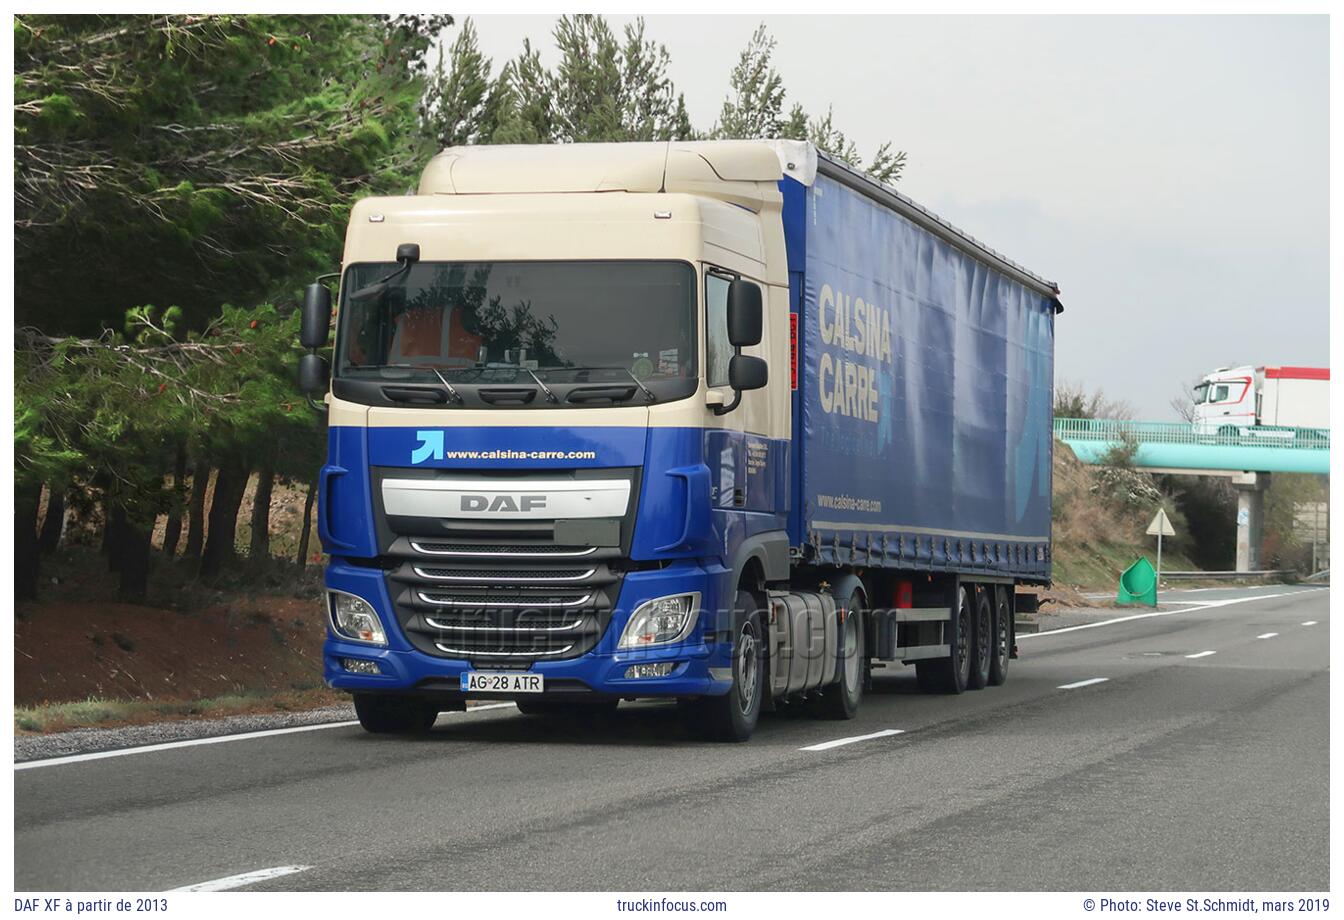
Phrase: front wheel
[
  {"left": 353, "top": 694, "right": 439, "bottom": 735},
  {"left": 817, "top": 590, "right": 865, "bottom": 719},
  {"left": 688, "top": 591, "right": 764, "bottom": 742}
]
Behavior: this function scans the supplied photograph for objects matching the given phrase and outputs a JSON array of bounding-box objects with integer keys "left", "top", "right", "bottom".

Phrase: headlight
[
  {"left": 329, "top": 591, "right": 387, "bottom": 645},
  {"left": 618, "top": 593, "right": 700, "bottom": 649}
]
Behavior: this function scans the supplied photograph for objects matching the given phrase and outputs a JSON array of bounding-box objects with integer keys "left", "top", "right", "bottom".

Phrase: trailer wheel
[
  {"left": 353, "top": 694, "right": 439, "bottom": 735},
  {"left": 689, "top": 591, "right": 764, "bottom": 742},
  {"left": 914, "top": 586, "right": 972, "bottom": 694},
  {"left": 989, "top": 588, "right": 1011, "bottom": 686},
  {"left": 817, "top": 589, "right": 865, "bottom": 719},
  {"left": 969, "top": 588, "right": 992, "bottom": 690}
]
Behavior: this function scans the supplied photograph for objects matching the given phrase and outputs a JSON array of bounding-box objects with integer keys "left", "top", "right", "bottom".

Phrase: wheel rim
[
  {"left": 737, "top": 622, "right": 759, "bottom": 713},
  {"left": 841, "top": 610, "right": 860, "bottom": 692}
]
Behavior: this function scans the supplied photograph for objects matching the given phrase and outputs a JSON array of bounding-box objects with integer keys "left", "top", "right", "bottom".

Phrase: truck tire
[
  {"left": 817, "top": 589, "right": 865, "bottom": 719},
  {"left": 515, "top": 699, "right": 619, "bottom": 717},
  {"left": 969, "top": 588, "right": 992, "bottom": 690},
  {"left": 353, "top": 694, "right": 439, "bottom": 735},
  {"left": 988, "top": 588, "right": 1011, "bottom": 686},
  {"left": 688, "top": 590, "right": 764, "bottom": 742},
  {"left": 914, "top": 586, "right": 972, "bottom": 694}
]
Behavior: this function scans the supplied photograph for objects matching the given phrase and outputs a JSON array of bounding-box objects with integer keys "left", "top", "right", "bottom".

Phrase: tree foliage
[
  {"left": 14, "top": 13, "right": 447, "bottom": 597},
  {"left": 424, "top": 16, "right": 694, "bottom": 146},
  {"left": 16, "top": 14, "right": 446, "bottom": 335},
  {"left": 712, "top": 23, "right": 905, "bottom": 184}
]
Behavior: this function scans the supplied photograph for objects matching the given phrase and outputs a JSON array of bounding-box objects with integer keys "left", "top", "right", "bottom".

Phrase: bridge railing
[{"left": 1053, "top": 417, "right": 1330, "bottom": 450}]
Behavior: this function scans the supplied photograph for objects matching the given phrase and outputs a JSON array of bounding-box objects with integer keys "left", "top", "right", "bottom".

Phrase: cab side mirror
[
  {"left": 728, "top": 354, "right": 768, "bottom": 392},
  {"left": 300, "top": 283, "right": 332, "bottom": 349},
  {"left": 299, "top": 352, "right": 330, "bottom": 396},
  {"left": 726, "top": 280, "right": 762, "bottom": 347},
  {"left": 712, "top": 279, "right": 768, "bottom": 416}
]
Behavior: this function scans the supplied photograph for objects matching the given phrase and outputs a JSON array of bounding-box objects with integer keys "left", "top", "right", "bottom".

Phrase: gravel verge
[{"left": 15, "top": 703, "right": 357, "bottom": 763}]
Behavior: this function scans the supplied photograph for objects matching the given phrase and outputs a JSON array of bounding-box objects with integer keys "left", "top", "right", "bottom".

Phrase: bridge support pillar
[{"left": 1232, "top": 472, "right": 1270, "bottom": 572}]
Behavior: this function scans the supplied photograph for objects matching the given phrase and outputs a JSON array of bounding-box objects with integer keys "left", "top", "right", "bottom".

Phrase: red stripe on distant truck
[{"left": 1265, "top": 366, "right": 1329, "bottom": 380}]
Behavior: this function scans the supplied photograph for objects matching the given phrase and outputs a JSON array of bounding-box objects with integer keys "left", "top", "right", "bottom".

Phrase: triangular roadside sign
[{"left": 1146, "top": 507, "right": 1176, "bottom": 537}]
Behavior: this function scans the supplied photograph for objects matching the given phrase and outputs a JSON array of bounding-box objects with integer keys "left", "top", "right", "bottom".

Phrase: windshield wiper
[
  {"left": 348, "top": 264, "right": 412, "bottom": 303},
  {"left": 544, "top": 366, "right": 656, "bottom": 403},
  {"left": 430, "top": 368, "right": 464, "bottom": 405},
  {"left": 521, "top": 366, "right": 559, "bottom": 404}
]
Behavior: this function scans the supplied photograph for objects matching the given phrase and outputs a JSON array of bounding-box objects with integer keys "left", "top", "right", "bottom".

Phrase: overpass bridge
[{"left": 1054, "top": 418, "right": 1330, "bottom": 571}]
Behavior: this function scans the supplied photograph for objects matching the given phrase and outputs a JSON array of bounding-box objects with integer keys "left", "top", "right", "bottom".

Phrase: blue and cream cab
[{"left": 297, "top": 141, "right": 802, "bottom": 741}]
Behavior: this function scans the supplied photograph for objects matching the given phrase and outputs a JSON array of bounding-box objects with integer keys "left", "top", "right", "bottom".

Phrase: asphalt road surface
[{"left": 14, "top": 584, "right": 1329, "bottom": 892}]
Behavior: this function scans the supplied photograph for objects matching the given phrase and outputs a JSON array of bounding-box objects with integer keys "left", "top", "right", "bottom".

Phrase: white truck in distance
[{"left": 1192, "top": 365, "right": 1329, "bottom": 437}]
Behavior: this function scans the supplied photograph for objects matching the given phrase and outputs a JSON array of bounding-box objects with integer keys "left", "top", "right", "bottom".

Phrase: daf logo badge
[{"left": 460, "top": 494, "right": 548, "bottom": 513}]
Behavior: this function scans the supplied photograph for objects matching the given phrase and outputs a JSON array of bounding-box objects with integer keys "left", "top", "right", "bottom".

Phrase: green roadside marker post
[
  {"left": 1146, "top": 506, "right": 1176, "bottom": 593},
  {"left": 1118, "top": 557, "right": 1158, "bottom": 607}
]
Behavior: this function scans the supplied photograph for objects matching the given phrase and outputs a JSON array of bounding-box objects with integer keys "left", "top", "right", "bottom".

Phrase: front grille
[
  {"left": 417, "top": 589, "right": 593, "bottom": 608},
  {"left": 386, "top": 538, "right": 622, "bottom": 664},
  {"left": 410, "top": 541, "right": 596, "bottom": 557},
  {"left": 413, "top": 566, "right": 595, "bottom": 582}
]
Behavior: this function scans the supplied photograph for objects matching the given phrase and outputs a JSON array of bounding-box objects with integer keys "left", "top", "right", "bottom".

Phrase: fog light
[
  {"left": 329, "top": 591, "right": 387, "bottom": 645},
  {"left": 625, "top": 661, "right": 676, "bottom": 679},
  {"left": 342, "top": 657, "right": 381, "bottom": 675}
]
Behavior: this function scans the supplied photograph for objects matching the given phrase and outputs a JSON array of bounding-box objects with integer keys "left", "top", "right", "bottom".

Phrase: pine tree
[
  {"left": 715, "top": 24, "right": 787, "bottom": 140},
  {"left": 423, "top": 19, "right": 502, "bottom": 149},
  {"left": 714, "top": 23, "right": 907, "bottom": 185}
]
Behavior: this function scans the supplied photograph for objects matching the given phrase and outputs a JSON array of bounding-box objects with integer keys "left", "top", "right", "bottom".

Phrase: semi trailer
[{"left": 298, "top": 140, "right": 1062, "bottom": 741}]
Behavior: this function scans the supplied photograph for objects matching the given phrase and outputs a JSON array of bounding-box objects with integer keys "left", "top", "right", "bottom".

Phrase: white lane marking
[
  {"left": 1057, "top": 677, "right": 1109, "bottom": 690},
  {"left": 1185, "top": 650, "right": 1217, "bottom": 659},
  {"left": 1019, "top": 589, "right": 1323, "bottom": 640},
  {"left": 1302, "top": 621, "right": 1318, "bottom": 626},
  {"left": 16, "top": 702, "right": 522, "bottom": 771},
  {"left": 1257, "top": 632, "right": 1279, "bottom": 639},
  {"left": 169, "top": 864, "right": 311, "bottom": 892},
  {"left": 800, "top": 729, "right": 905, "bottom": 752}
]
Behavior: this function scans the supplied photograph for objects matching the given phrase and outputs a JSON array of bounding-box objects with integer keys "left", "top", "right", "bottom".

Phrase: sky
[{"left": 466, "top": 15, "right": 1329, "bottom": 419}]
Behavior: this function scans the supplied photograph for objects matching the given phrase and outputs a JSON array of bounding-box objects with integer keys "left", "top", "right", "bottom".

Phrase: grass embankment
[
  {"left": 15, "top": 586, "right": 341, "bottom": 735},
  {"left": 1050, "top": 442, "right": 1198, "bottom": 592}
]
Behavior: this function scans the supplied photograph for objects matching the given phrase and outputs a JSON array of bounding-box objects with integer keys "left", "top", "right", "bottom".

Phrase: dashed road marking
[
  {"left": 800, "top": 729, "right": 905, "bottom": 752},
  {"left": 1302, "top": 621, "right": 1318, "bottom": 626},
  {"left": 1057, "top": 677, "right": 1110, "bottom": 690},
  {"left": 1257, "top": 633, "right": 1279, "bottom": 639},
  {"left": 169, "top": 864, "right": 311, "bottom": 892},
  {"left": 1185, "top": 650, "right": 1217, "bottom": 659}
]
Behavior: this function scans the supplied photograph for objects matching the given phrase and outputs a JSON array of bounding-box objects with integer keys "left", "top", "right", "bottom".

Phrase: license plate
[{"left": 460, "top": 671, "right": 544, "bottom": 694}]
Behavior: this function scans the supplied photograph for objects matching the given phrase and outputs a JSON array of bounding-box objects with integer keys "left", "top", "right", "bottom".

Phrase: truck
[
  {"left": 297, "top": 140, "right": 1062, "bottom": 742},
  {"left": 1192, "top": 364, "right": 1329, "bottom": 438}
]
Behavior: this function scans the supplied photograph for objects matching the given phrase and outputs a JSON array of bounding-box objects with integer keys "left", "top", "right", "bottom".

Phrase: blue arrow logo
[{"left": 411, "top": 430, "right": 444, "bottom": 464}]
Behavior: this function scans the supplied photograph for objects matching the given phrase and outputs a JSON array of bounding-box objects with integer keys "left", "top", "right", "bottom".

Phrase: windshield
[
  {"left": 335, "top": 261, "right": 697, "bottom": 407},
  {"left": 1193, "top": 382, "right": 1211, "bottom": 404}
]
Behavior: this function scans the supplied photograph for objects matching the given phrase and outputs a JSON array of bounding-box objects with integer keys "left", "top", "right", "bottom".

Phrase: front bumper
[{"left": 322, "top": 558, "right": 734, "bottom": 700}]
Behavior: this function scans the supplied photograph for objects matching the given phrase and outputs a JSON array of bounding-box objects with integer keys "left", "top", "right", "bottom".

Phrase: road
[{"left": 14, "top": 584, "right": 1329, "bottom": 892}]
